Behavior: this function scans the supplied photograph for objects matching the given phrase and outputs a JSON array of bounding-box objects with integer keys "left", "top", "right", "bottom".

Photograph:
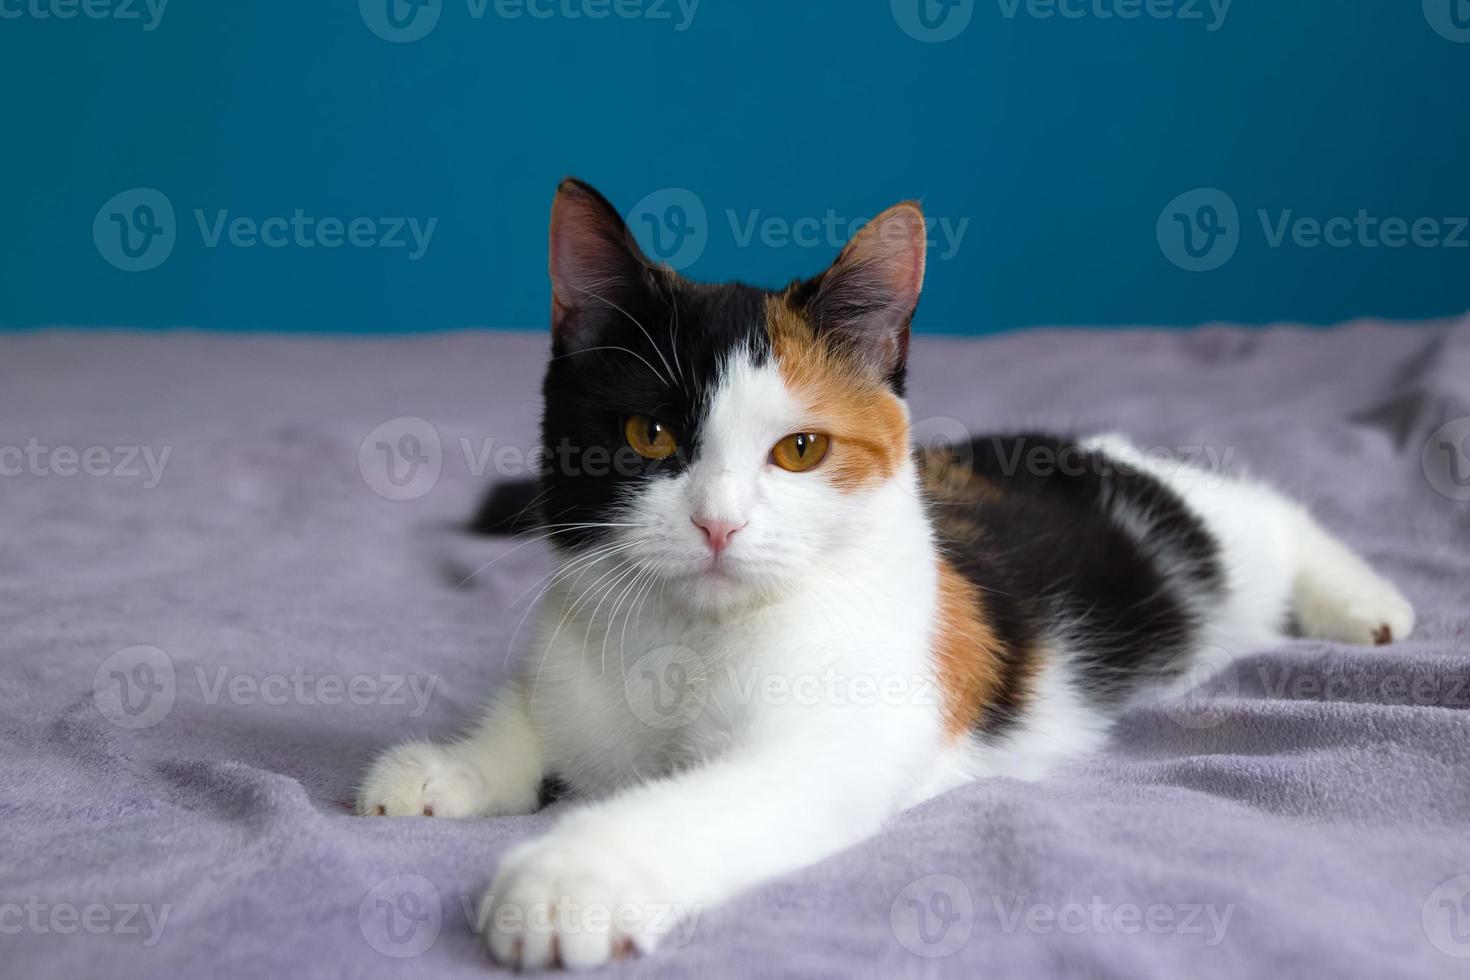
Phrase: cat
[{"left": 356, "top": 178, "right": 1416, "bottom": 970}]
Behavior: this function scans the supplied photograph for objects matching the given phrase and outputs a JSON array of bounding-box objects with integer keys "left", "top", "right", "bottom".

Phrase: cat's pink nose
[{"left": 692, "top": 516, "right": 746, "bottom": 555}]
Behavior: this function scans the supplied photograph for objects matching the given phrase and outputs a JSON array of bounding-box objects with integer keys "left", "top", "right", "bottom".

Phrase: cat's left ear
[
  {"left": 807, "top": 201, "right": 927, "bottom": 379},
  {"left": 548, "top": 178, "right": 654, "bottom": 353}
]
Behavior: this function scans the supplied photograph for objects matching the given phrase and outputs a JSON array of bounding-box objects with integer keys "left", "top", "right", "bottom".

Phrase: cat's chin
[{"left": 662, "top": 562, "right": 785, "bottom": 617}]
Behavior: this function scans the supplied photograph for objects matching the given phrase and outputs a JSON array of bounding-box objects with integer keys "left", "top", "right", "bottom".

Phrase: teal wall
[{"left": 2, "top": 1, "right": 1467, "bottom": 333}]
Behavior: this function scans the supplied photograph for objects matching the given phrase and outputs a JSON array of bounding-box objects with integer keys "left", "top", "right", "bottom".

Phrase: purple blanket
[{"left": 4, "top": 321, "right": 1469, "bottom": 978}]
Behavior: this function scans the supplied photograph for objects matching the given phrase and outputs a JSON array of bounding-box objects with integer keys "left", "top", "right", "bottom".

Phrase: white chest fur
[{"left": 525, "top": 472, "right": 944, "bottom": 799}]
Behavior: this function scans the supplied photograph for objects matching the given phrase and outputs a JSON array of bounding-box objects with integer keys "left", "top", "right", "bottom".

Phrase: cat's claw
[{"left": 355, "top": 742, "right": 486, "bottom": 818}]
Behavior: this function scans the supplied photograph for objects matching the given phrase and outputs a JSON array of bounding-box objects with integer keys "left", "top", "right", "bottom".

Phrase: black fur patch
[
  {"left": 923, "top": 434, "right": 1225, "bottom": 736},
  {"left": 539, "top": 270, "right": 774, "bottom": 551}
]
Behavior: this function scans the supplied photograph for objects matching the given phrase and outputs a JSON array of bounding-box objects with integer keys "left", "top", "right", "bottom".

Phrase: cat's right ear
[{"left": 548, "top": 178, "right": 652, "bottom": 353}]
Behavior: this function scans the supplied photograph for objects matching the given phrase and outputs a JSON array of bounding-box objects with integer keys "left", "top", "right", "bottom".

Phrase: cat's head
[{"left": 539, "top": 178, "right": 926, "bottom": 614}]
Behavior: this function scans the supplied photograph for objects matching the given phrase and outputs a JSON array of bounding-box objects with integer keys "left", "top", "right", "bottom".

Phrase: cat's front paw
[
  {"left": 479, "top": 836, "right": 686, "bottom": 970},
  {"left": 355, "top": 741, "right": 486, "bottom": 818}
]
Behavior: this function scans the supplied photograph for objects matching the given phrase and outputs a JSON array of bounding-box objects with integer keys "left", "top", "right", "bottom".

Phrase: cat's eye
[
  {"left": 624, "top": 415, "right": 678, "bottom": 460},
  {"left": 770, "top": 432, "right": 830, "bottom": 472}
]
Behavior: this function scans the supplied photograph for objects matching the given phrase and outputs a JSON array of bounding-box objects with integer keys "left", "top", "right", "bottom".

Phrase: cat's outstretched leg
[
  {"left": 356, "top": 681, "right": 545, "bottom": 818},
  {"left": 1284, "top": 504, "right": 1415, "bottom": 646},
  {"left": 1082, "top": 432, "right": 1414, "bottom": 648}
]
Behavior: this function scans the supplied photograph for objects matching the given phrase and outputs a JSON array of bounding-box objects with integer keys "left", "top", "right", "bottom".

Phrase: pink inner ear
[
  {"left": 547, "top": 180, "right": 645, "bottom": 345},
  {"left": 550, "top": 194, "right": 614, "bottom": 308},
  {"left": 851, "top": 204, "right": 928, "bottom": 304},
  {"left": 806, "top": 202, "right": 927, "bottom": 378}
]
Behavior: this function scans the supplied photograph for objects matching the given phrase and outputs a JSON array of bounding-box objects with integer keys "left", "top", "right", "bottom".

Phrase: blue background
[{"left": 1, "top": 0, "right": 1467, "bottom": 334}]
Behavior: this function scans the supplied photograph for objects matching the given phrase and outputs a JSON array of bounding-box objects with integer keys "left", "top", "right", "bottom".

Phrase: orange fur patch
[
  {"left": 932, "top": 559, "right": 1006, "bottom": 738},
  {"left": 764, "top": 295, "right": 908, "bottom": 491}
]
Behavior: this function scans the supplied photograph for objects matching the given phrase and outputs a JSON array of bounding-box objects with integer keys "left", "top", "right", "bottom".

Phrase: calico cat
[{"left": 357, "top": 178, "right": 1416, "bottom": 970}]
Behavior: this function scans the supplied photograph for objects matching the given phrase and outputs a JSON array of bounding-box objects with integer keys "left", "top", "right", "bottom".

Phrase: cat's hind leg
[
  {"left": 1282, "top": 503, "right": 1415, "bottom": 646},
  {"left": 1082, "top": 433, "right": 1415, "bottom": 648}
]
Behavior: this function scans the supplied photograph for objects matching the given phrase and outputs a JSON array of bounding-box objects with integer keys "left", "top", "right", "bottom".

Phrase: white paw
[
  {"left": 355, "top": 741, "right": 486, "bottom": 818},
  {"left": 1303, "top": 578, "right": 1416, "bottom": 647},
  {"left": 479, "top": 836, "right": 685, "bottom": 971}
]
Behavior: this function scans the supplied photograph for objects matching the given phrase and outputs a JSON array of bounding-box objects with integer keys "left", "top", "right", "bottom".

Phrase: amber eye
[
  {"left": 624, "top": 415, "right": 678, "bottom": 460},
  {"left": 770, "top": 432, "right": 830, "bottom": 472}
]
